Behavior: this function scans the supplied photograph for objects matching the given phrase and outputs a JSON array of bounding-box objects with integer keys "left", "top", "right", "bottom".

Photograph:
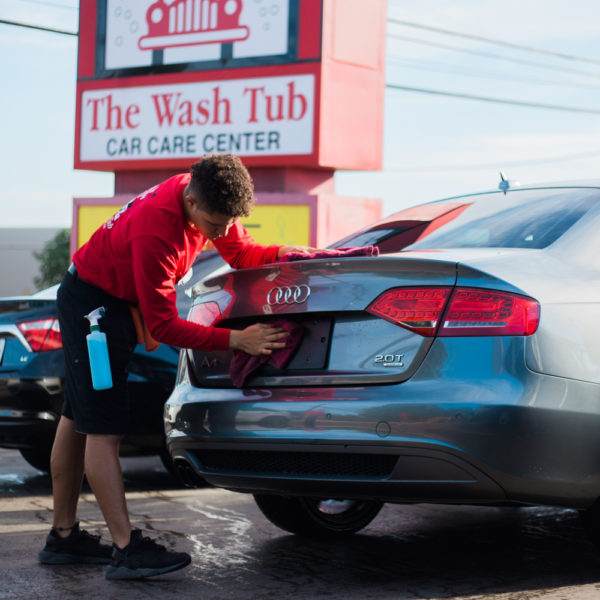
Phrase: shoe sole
[
  {"left": 105, "top": 556, "right": 191, "bottom": 580},
  {"left": 39, "top": 549, "right": 112, "bottom": 565}
]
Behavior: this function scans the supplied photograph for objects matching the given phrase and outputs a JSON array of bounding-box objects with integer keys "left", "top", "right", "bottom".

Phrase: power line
[
  {"left": 387, "top": 33, "right": 600, "bottom": 80},
  {"left": 383, "top": 149, "right": 600, "bottom": 174},
  {"left": 3, "top": 10, "right": 598, "bottom": 116},
  {"left": 17, "top": 0, "right": 78, "bottom": 10},
  {"left": 386, "top": 56, "right": 600, "bottom": 90},
  {"left": 386, "top": 83, "right": 600, "bottom": 115},
  {"left": 0, "top": 17, "right": 77, "bottom": 35},
  {"left": 388, "top": 17, "right": 600, "bottom": 66}
]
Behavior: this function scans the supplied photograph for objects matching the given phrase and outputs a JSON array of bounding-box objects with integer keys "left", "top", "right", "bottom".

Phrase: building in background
[{"left": 0, "top": 229, "right": 61, "bottom": 296}]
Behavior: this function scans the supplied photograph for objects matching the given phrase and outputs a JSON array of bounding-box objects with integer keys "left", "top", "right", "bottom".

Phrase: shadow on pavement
[{"left": 244, "top": 505, "right": 600, "bottom": 598}]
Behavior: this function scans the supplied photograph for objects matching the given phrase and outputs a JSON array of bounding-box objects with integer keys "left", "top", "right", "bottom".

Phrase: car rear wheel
[
  {"left": 579, "top": 498, "right": 600, "bottom": 549},
  {"left": 253, "top": 494, "right": 383, "bottom": 537},
  {"left": 159, "top": 444, "right": 180, "bottom": 478},
  {"left": 19, "top": 446, "right": 52, "bottom": 473}
]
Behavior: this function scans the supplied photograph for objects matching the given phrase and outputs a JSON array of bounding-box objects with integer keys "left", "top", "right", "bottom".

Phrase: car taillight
[
  {"left": 187, "top": 301, "right": 222, "bottom": 326},
  {"left": 17, "top": 318, "right": 62, "bottom": 351},
  {"left": 366, "top": 287, "right": 452, "bottom": 336},
  {"left": 439, "top": 288, "right": 540, "bottom": 336},
  {"left": 367, "top": 287, "right": 540, "bottom": 337}
]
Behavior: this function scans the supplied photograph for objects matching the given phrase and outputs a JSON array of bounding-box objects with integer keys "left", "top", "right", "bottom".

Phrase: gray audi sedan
[{"left": 165, "top": 180, "right": 600, "bottom": 542}]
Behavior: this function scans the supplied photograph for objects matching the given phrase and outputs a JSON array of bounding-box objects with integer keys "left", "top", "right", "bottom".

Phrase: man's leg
[
  {"left": 85, "top": 433, "right": 132, "bottom": 550},
  {"left": 50, "top": 415, "right": 86, "bottom": 534},
  {"left": 86, "top": 433, "right": 192, "bottom": 580},
  {"left": 40, "top": 415, "right": 113, "bottom": 565}
]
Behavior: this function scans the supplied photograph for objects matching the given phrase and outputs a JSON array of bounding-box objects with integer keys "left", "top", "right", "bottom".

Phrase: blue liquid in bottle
[{"left": 85, "top": 307, "right": 113, "bottom": 390}]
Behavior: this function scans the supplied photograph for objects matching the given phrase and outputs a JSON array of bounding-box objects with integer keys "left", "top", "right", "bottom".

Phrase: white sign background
[
  {"left": 105, "top": 0, "right": 290, "bottom": 71},
  {"left": 79, "top": 74, "right": 314, "bottom": 162}
]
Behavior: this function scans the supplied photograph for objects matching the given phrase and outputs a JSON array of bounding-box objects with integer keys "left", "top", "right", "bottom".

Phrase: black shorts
[{"left": 57, "top": 269, "right": 137, "bottom": 435}]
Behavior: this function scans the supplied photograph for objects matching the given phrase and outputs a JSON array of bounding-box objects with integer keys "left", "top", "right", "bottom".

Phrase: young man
[{"left": 39, "top": 154, "right": 316, "bottom": 580}]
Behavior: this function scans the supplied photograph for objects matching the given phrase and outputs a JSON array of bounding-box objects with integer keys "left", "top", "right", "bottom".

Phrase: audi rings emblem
[{"left": 267, "top": 285, "right": 311, "bottom": 305}]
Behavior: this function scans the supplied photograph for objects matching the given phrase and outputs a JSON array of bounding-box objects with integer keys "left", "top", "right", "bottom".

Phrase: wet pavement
[{"left": 2, "top": 448, "right": 600, "bottom": 600}]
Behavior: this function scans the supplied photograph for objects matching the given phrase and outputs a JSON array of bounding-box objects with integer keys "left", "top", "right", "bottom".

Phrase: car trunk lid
[{"left": 186, "top": 256, "right": 458, "bottom": 387}]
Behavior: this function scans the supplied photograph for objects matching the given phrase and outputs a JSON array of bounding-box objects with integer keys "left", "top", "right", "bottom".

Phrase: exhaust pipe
[{"left": 174, "top": 458, "right": 205, "bottom": 488}]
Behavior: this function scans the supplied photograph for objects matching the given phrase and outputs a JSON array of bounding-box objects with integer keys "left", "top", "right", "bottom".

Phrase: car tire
[
  {"left": 19, "top": 446, "right": 52, "bottom": 473},
  {"left": 580, "top": 499, "right": 600, "bottom": 549},
  {"left": 253, "top": 494, "right": 383, "bottom": 537}
]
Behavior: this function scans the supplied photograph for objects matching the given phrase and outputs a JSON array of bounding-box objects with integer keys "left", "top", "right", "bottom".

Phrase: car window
[
  {"left": 0, "top": 298, "right": 56, "bottom": 314},
  {"left": 407, "top": 190, "right": 599, "bottom": 250},
  {"left": 331, "top": 227, "right": 410, "bottom": 249}
]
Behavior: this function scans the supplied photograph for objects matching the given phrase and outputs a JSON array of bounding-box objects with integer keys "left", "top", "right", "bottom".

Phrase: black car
[{"left": 0, "top": 250, "right": 227, "bottom": 473}]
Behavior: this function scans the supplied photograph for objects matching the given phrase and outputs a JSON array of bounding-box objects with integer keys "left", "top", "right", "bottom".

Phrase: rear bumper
[
  {"left": 170, "top": 441, "right": 507, "bottom": 503},
  {"left": 165, "top": 339, "right": 600, "bottom": 508},
  {"left": 0, "top": 376, "right": 63, "bottom": 448},
  {"left": 0, "top": 409, "right": 58, "bottom": 449}
]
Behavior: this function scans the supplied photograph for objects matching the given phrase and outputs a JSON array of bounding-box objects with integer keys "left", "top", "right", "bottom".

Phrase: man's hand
[
  {"left": 277, "top": 245, "right": 320, "bottom": 259},
  {"left": 229, "top": 323, "right": 288, "bottom": 356}
]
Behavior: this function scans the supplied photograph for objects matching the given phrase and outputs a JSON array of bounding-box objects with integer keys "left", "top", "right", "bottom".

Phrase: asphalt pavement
[{"left": 2, "top": 448, "right": 600, "bottom": 600}]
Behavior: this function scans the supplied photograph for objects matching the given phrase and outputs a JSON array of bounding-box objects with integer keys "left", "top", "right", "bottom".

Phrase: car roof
[
  {"left": 0, "top": 284, "right": 59, "bottom": 302},
  {"left": 431, "top": 180, "right": 600, "bottom": 204}
]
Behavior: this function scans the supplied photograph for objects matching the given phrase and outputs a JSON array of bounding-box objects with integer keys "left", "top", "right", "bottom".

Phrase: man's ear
[{"left": 183, "top": 191, "right": 196, "bottom": 211}]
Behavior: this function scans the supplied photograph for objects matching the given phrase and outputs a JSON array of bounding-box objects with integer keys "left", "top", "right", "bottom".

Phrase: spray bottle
[{"left": 84, "top": 307, "right": 113, "bottom": 390}]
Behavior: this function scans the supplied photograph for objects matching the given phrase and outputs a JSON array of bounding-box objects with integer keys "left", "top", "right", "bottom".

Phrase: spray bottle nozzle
[{"left": 85, "top": 307, "right": 106, "bottom": 332}]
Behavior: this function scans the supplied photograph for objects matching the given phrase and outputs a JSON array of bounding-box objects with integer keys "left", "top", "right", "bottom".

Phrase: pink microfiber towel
[
  {"left": 229, "top": 320, "right": 305, "bottom": 387},
  {"left": 278, "top": 245, "right": 379, "bottom": 262}
]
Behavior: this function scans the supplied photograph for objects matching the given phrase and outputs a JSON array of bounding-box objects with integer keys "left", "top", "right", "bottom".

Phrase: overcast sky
[{"left": 1, "top": 0, "right": 600, "bottom": 228}]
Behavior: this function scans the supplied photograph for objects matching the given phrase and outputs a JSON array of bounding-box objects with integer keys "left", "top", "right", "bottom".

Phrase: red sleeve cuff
[
  {"left": 211, "top": 327, "right": 231, "bottom": 351},
  {"left": 266, "top": 245, "right": 282, "bottom": 263}
]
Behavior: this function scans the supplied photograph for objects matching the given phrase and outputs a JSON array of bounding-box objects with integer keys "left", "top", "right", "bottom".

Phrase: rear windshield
[{"left": 407, "top": 189, "right": 598, "bottom": 250}]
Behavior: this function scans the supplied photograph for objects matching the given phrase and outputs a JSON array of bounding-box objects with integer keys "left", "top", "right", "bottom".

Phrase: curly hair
[{"left": 188, "top": 154, "right": 255, "bottom": 217}]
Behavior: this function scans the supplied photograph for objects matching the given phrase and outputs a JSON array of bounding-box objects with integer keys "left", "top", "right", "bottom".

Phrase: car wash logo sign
[
  {"left": 102, "top": 0, "right": 294, "bottom": 73},
  {"left": 82, "top": 0, "right": 313, "bottom": 163},
  {"left": 138, "top": 0, "right": 249, "bottom": 49},
  {"left": 79, "top": 74, "right": 314, "bottom": 162}
]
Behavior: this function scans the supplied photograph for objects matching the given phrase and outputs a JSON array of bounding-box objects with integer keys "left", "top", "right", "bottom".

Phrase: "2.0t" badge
[{"left": 374, "top": 354, "right": 404, "bottom": 367}]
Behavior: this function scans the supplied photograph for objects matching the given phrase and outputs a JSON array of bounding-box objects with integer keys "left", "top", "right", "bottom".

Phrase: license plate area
[
  {"left": 190, "top": 316, "right": 334, "bottom": 387},
  {"left": 263, "top": 316, "right": 332, "bottom": 372},
  {"left": 219, "top": 315, "right": 332, "bottom": 373}
]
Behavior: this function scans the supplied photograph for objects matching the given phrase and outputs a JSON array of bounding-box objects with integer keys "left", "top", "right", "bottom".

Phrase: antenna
[{"left": 498, "top": 171, "right": 520, "bottom": 194}]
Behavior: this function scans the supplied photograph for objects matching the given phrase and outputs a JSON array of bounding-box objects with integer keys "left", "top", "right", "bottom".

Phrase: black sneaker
[
  {"left": 105, "top": 530, "right": 191, "bottom": 580},
  {"left": 38, "top": 522, "right": 112, "bottom": 565}
]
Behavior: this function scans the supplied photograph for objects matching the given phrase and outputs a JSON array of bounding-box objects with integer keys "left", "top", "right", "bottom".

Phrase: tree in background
[{"left": 34, "top": 229, "right": 70, "bottom": 290}]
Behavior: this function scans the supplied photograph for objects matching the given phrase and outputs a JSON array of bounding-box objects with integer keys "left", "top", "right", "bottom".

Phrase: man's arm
[
  {"left": 131, "top": 236, "right": 230, "bottom": 350},
  {"left": 213, "top": 222, "right": 280, "bottom": 268},
  {"left": 131, "top": 236, "right": 288, "bottom": 354}
]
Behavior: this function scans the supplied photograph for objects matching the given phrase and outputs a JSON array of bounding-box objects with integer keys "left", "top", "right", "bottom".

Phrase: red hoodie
[{"left": 73, "top": 173, "right": 280, "bottom": 350}]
